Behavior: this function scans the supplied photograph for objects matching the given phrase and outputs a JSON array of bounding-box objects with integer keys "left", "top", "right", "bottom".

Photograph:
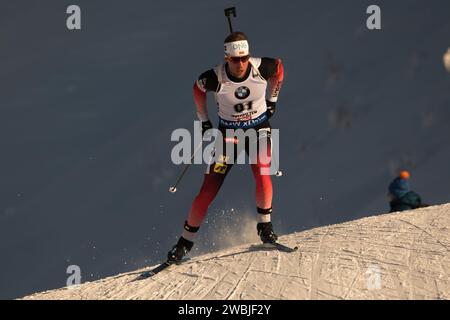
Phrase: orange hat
[{"left": 399, "top": 170, "right": 410, "bottom": 180}]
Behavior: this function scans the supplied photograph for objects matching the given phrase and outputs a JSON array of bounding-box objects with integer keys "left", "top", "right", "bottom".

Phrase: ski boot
[
  {"left": 257, "top": 222, "right": 278, "bottom": 244},
  {"left": 167, "top": 236, "right": 194, "bottom": 264}
]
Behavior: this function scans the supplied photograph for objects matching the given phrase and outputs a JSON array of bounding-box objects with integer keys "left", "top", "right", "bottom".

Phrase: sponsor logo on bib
[
  {"left": 235, "top": 86, "right": 251, "bottom": 99},
  {"left": 213, "top": 163, "right": 228, "bottom": 174}
]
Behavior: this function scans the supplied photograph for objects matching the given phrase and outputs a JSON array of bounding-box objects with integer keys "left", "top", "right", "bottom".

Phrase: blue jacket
[{"left": 389, "top": 191, "right": 423, "bottom": 213}]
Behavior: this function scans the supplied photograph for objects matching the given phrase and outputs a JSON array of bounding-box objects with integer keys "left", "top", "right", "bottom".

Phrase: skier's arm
[
  {"left": 267, "top": 58, "right": 284, "bottom": 103},
  {"left": 193, "top": 69, "right": 219, "bottom": 122},
  {"left": 193, "top": 82, "right": 209, "bottom": 122},
  {"left": 259, "top": 58, "right": 284, "bottom": 118}
]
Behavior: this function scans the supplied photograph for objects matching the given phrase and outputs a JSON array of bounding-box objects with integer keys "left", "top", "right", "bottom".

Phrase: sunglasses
[{"left": 229, "top": 55, "right": 250, "bottom": 63}]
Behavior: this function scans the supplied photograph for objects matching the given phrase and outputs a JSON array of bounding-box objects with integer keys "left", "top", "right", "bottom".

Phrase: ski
[
  {"left": 250, "top": 242, "right": 299, "bottom": 253},
  {"left": 133, "top": 258, "right": 190, "bottom": 281},
  {"left": 134, "top": 262, "right": 172, "bottom": 281}
]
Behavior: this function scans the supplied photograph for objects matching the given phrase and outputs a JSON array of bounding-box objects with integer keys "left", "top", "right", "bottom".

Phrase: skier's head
[
  {"left": 224, "top": 31, "right": 250, "bottom": 78},
  {"left": 389, "top": 171, "right": 411, "bottom": 199},
  {"left": 399, "top": 170, "right": 410, "bottom": 180}
]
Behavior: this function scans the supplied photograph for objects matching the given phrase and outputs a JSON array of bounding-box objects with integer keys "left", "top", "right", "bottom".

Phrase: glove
[
  {"left": 201, "top": 120, "right": 213, "bottom": 137},
  {"left": 266, "top": 100, "right": 276, "bottom": 119}
]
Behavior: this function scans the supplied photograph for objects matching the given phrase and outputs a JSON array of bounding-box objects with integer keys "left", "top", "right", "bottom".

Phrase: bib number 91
[{"left": 234, "top": 101, "right": 253, "bottom": 113}]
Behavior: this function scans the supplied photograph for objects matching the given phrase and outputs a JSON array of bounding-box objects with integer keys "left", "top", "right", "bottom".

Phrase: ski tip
[
  {"left": 250, "top": 242, "right": 299, "bottom": 253},
  {"left": 131, "top": 257, "right": 191, "bottom": 282}
]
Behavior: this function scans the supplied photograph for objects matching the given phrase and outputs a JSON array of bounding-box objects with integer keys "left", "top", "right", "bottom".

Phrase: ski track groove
[
  {"left": 406, "top": 228, "right": 422, "bottom": 299},
  {"left": 343, "top": 223, "right": 363, "bottom": 299},
  {"left": 161, "top": 276, "right": 190, "bottom": 299},
  {"left": 200, "top": 267, "right": 231, "bottom": 299},
  {"left": 249, "top": 269, "right": 309, "bottom": 281},
  {"left": 275, "top": 250, "right": 281, "bottom": 273},
  {"left": 340, "top": 250, "right": 361, "bottom": 300},
  {"left": 309, "top": 227, "right": 329, "bottom": 299},
  {"left": 399, "top": 219, "right": 450, "bottom": 253},
  {"left": 226, "top": 255, "right": 257, "bottom": 300},
  {"left": 317, "top": 288, "right": 344, "bottom": 300}
]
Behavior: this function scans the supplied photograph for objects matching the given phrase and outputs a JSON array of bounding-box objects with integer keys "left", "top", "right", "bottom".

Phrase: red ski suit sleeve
[
  {"left": 267, "top": 58, "right": 284, "bottom": 102},
  {"left": 193, "top": 82, "right": 208, "bottom": 122}
]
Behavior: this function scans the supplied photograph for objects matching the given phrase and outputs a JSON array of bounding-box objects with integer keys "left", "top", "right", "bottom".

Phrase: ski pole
[
  {"left": 169, "top": 142, "right": 203, "bottom": 193},
  {"left": 224, "top": 7, "right": 236, "bottom": 33},
  {"left": 258, "top": 128, "right": 282, "bottom": 177}
]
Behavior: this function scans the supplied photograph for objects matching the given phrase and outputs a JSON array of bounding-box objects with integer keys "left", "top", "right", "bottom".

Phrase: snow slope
[
  {"left": 1, "top": 0, "right": 450, "bottom": 299},
  {"left": 21, "top": 204, "right": 450, "bottom": 300}
]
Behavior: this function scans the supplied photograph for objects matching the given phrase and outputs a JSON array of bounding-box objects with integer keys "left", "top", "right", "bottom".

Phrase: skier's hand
[
  {"left": 201, "top": 120, "right": 213, "bottom": 137},
  {"left": 266, "top": 100, "right": 276, "bottom": 119}
]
